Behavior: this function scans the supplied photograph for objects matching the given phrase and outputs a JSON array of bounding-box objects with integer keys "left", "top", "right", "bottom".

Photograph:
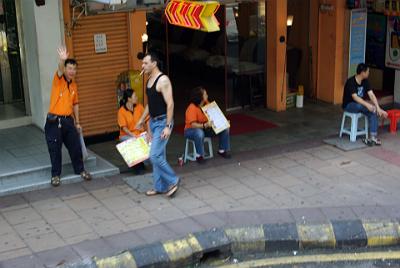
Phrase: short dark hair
[
  {"left": 356, "top": 63, "right": 368, "bottom": 75},
  {"left": 145, "top": 52, "right": 162, "bottom": 69},
  {"left": 189, "top": 86, "right": 205, "bottom": 106},
  {"left": 65, "top": 58, "right": 77, "bottom": 67}
]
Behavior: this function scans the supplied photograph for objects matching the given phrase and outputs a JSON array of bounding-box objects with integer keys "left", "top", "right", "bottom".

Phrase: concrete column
[
  {"left": 19, "top": 0, "right": 64, "bottom": 128},
  {"left": 394, "top": 70, "right": 400, "bottom": 104},
  {"left": 266, "top": 0, "right": 287, "bottom": 111}
]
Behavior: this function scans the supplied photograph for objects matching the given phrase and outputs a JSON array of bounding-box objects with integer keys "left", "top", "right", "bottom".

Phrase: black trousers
[{"left": 44, "top": 116, "right": 84, "bottom": 177}]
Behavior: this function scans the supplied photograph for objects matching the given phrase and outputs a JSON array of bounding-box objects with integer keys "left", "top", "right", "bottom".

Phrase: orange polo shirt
[
  {"left": 184, "top": 103, "right": 209, "bottom": 130},
  {"left": 48, "top": 73, "right": 78, "bottom": 116},
  {"left": 118, "top": 104, "right": 145, "bottom": 139}
]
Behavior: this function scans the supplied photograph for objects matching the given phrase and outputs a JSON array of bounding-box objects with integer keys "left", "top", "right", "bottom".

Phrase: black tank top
[{"left": 146, "top": 74, "right": 167, "bottom": 118}]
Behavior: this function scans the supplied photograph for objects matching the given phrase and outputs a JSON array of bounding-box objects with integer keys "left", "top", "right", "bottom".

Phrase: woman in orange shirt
[
  {"left": 118, "top": 88, "right": 147, "bottom": 173},
  {"left": 184, "top": 86, "right": 230, "bottom": 164}
]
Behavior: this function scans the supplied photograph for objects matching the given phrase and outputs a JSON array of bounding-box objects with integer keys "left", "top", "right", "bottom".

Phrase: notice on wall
[
  {"left": 94, "top": 33, "right": 107, "bottom": 53},
  {"left": 348, "top": 8, "right": 367, "bottom": 77},
  {"left": 386, "top": 16, "right": 400, "bottom": 69}
]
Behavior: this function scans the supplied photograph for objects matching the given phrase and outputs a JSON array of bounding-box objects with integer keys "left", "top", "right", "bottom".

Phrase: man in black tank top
[{"left": 136, "top": 52, "right": 179, "bottom": 198}]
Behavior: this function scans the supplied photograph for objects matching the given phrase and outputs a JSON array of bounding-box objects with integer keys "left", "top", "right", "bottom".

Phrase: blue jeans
[
  {"left": 184, "top": 128, "right": 230, "bottom": 156},
  {"left": 149, "top": 117, "right": 179, "bottom": 193},
  {"left": 344, "top": 102, "right": 378, "bottom": 136}
]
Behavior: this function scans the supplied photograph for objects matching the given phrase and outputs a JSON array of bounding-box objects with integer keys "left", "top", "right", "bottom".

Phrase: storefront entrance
[
  {"left": 146, "top": 0, "right": 266, "bottom": 123},
  {"left": 0, "top": 0, "right": 26, "bottom": 122}
]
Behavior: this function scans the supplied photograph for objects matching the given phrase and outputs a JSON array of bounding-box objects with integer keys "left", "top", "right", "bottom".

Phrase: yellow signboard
[{"left": 165, "top": 0, "right": 220, "bottom": 32}]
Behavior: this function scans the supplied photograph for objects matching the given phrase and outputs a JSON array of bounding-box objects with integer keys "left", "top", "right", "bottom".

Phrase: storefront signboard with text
[
  {"left": 386, "top": 16, "right": 400, "bottom": 69},
  {"left": 348, "top": 8, "right": 367, "bottom": 77},
  {"left": 165, "top": 0, "right": 220, "bottom": 32}
]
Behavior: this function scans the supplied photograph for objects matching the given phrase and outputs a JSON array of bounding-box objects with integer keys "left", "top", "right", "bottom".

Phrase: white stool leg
[
  {"left": 184, "top": 139, "right": 189, "bottom": 163},
  {"left": 350, "top": 114, "right": 357, "bottom": 142},
  {"left": 364, "top": 115, "right": 369, "bottom": 139},
  {"left": 204, "top": 137, "right": 213, "bottom": 159},
  {"left": 339, "top": 113, "right": 346, "bottom": 138}
]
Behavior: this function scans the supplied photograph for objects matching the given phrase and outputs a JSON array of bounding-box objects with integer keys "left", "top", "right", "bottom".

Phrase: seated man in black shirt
[{"left": 342, "top": 63, "right": 387, "bottom": 145}]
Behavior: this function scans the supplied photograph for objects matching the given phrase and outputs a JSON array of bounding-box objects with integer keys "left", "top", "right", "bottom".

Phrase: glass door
[{"left": 226, "top": 0, "right": 266, "bottom": 110}]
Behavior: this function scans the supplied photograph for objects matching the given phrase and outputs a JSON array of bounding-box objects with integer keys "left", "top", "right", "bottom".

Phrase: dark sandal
[
  {"left": 362, "top": 138, "right": 373, "bottom": 147},
  {"left": 51, "top": 176, "right": 61, "bottom": 187},
  {"left": 80, "top": 171, "right": 92, "bottom": 181},
  {"left": 370, "top": 137, "right": 382, "bottom": 146},
  {"left": 145, "top": 189, "right": 161, "bottom": 196},
  {"left": 165, "top": 181, "right": 179, "bottom": 198}
]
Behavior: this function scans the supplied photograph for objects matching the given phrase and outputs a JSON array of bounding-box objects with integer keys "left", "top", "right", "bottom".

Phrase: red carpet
[{"left": 174, "top": 113, "right": 278, "bottom": 136}]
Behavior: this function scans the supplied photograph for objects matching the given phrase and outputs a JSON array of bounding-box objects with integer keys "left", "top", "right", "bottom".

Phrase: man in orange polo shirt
[{"left": 44, "top": 47, "right": 92, "bottom": 187}]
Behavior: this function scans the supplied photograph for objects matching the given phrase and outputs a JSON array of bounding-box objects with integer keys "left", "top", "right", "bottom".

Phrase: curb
[{"left": 61, "top": 219, "right": 400, "bottom": 268}]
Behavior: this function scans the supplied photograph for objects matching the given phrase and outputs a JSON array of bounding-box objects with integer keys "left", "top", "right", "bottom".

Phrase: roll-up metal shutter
[{"left": 72, "top": 13, "right": 129, "bottom": 136}]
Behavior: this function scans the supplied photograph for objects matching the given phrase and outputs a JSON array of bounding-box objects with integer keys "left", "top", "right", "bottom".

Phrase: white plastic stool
[
  {"left": 339, "top": 112, "right": 369, "bottom": 142},
  {"left": 184, "top": 137, "right": 213, "bottom": 163}
]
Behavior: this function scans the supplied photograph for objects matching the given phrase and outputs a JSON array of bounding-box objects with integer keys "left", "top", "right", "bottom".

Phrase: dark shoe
[
  {"left": 362, "top": 138, "right": 373, "bottom": 147},
  {"left": 218, "top": 151, "right": 231, "bottom": 159},
  {"left": 51, "top": 176, "right": 61, "bottom": 187},
  {"left": 80, "top": 171, "right": 92, "bottom": 181},
  {"left": 196, "top": 156, "right": 206, "bottom": 164}
]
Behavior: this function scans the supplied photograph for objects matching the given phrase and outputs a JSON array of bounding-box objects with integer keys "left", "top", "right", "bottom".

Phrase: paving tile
[
  {"left": 14, "top": 220, "right": 54, "bottom": 239},
  {"left": 24, "top": 232, "right": 66, "bottom": 253},
  {"left": 22, "top": 189, "right": 57, "bottom": 203},
  {"left": 65, "top": 195, "right": 102, "bottom": 212},
  {"left": 237, "top": 175, "right": 271, "bottom": 188},
  {"left": 290, "top": 207, "right": 328, "bottom": 224},
  {"left": 164, "top": 217, "right": 205, "bottom": 236},
  {"left": 183, "top": 206, "right": 215, "bottom": 217},
  {"left": 0, "top": 254, "right": 45, "bottom": 268},
  {"left": 77, "top": 206, "right": 115, "bottom": 225},
  {"left": 170, "top": 195, "right": 206, "bottom": 211},
  {"left": 138, "top": 196, "right": 174, "bottom": 211},
  {"left": 54, "top": 184, "right": 87, "bottom": 201},
  {"left": 104, "top": 231, "right": 146, "bottom": 252},
  {"left": 207, "top": 175, "right": 241, "bottom": 189},
  {"left": 189, "top": 185, "right": 224, "bottom": 200},
  {"left": 204, "top": 195, "right": 241, "bottom": 211},
  {"left": 38, "top": 206, "right": 79, "bottom": 224},
  {"left": 31, "top": 198, "right": 66, "bottom": 212},
  {"left": 257, "top": 209, "right": 294, "bottom": 224},
  {"left": 149, "top": 206, "right": 187, "bottom": 223},
  {"left": 126, "top": 218, "right": 160, "bottom": 231},
  {"left": 52, "top": 219, "right": 92, "bottom": 239},
  {"left": 222, "top": 184, "right": 256, "bottom": 200},
  {"left": 321, "top": 207, "right": 359, "bottom": 221},
  {"left": 36, "top": 246, "right": 81, "bottom": 268},
  {"left": 81, "top": 177, "right": 113, "bottom": 192},
  {"left": 91, "top": 219, "right": 128, "bottom": 237},
  {"left": 2, "top": 207, "right": 42, "bottom": 225},
  {"left": 0, "top": 247, "right": 31, "bottom": 262},
  {"left": 135, "top": 224, "right": 177, "bottom": 244},
  {"left": 0, "top": 218, "right": 15, "bottom": 236},
  {"left": 351, "top": 205, "right": 391, "bottom": 220},
  {"left": 113, "top": 206, "right": 154, "bottom": 225},
  {"left": 287, "top": 183, "right": 321, "bottom": 198},
  {"left": 0, "top": 233, "right": 26, "bottom": 253},
  {"left": 90, "top": 186, "right": 124, "bottom": 200},
  {"left": 238, "top": 195, "right": 277, "bottom": 210},
  {"left": 0, "top": 195, "right": 28, "bottom": 212},
  {"left": 191, "top": 212, "right": 228, "bottom": 229},
  {"left": 100, "top": 195, "right": 137, "bottom": 211},
  {"left": 64, "top": 232, "right": 99, "bottom": 245},
  {"left": 72, "top": 238, "right": 115, "bottom": 259}
]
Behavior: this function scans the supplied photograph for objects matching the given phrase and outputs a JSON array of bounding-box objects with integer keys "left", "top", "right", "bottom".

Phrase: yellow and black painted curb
[{"left": 61, "top": 219, "right": 400, "bottom": 268}]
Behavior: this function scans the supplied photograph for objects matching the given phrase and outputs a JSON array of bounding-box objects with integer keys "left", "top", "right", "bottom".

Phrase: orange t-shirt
[
  {"left": 48, "top": 73, "right": 78, "bottom": 116},
  {"left": 184, "top": 103, "right": 208, "bottom": 130},
  {"left": 118, "top": 104, "right": 145, "bottom": 139}
]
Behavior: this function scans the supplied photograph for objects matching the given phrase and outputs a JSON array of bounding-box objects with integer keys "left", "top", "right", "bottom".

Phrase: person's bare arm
[
  {"left": 352, "top": 93, "right": 375, "bottom": 112},
  {"left": 73, "top": 104, "right": 82, "bottom": 132},
  {"left": 191, "top": 122, "right": 212, "bottom": 128},
  {"left": 135, "top": 105, "right": 149, "bottom": 129},
  {"left": 158, "top": 76, "right": 174, "bottom": 139},
  {"left": 57, "top": 46, "right": 68, "bottom": 77},
  {"left": 367, "top": 91, "right": 388, "bottom": 118}
]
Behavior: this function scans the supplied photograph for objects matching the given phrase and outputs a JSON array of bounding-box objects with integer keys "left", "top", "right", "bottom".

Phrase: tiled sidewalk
[{"left": 1, "top": 133, "right": 400, "bottom": 267}]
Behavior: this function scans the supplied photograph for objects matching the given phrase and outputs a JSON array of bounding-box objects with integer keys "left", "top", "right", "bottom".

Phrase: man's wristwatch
[{"left": 166, "top": 123, "right": 173, "bottom": 129}]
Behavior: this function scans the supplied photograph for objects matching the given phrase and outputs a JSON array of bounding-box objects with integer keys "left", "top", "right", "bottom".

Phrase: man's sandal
[
  {"left": 370, "top": 137, "right": 382, "bottom": 146},
  {"left": 80, "top": 171, "right": 92, "bottom": 181},
  {"left": 165, "top": 182, "right": 179, "bottom": 198},
  {"left": 51, "top": 176, "right": 61, "bottom": 187},
  {"left": 145, "top": 189, "right": 161, "bottom": 196}
]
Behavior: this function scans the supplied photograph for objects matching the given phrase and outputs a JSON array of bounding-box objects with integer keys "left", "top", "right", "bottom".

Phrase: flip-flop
[
  {"left": 370, "top": 137, "right": 382, "bottom": 146},
  {"left": 145, "top": 189, "right": 161, "bottom": 196},
  {"left": 165, "top": 179, "right": 180, "bottom": 198}
]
